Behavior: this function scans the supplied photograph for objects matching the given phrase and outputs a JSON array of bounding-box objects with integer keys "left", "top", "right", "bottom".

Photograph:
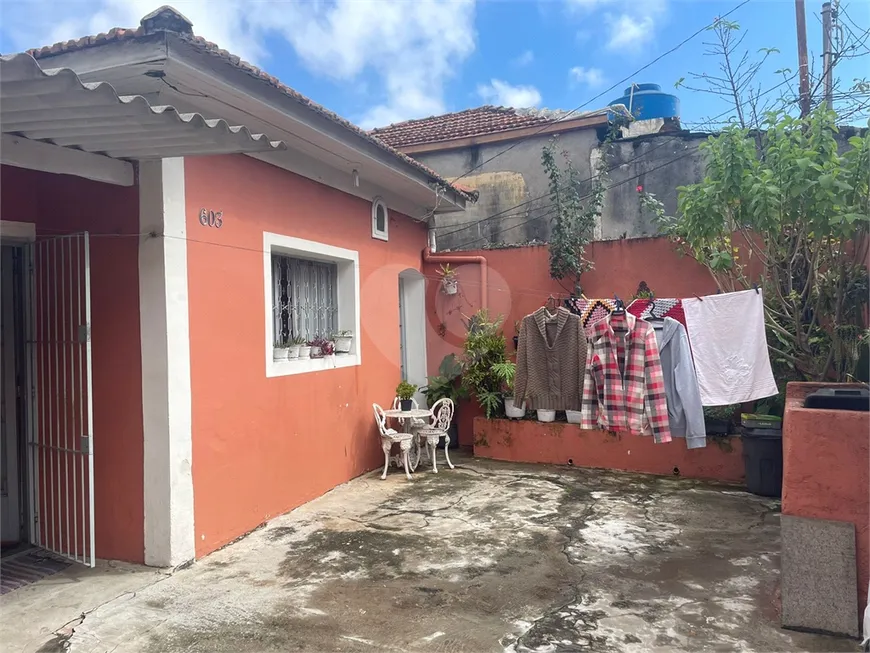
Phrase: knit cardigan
[{"left": 514, "top": 307, "right": 587, "bottom": 411}]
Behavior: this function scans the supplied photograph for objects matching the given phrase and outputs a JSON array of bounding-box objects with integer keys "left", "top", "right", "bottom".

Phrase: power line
[{"left": 445, "top": 0, "right": 753, "bottom": 187}]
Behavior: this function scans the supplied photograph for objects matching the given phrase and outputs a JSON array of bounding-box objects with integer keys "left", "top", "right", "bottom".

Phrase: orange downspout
[{"left": 423, "top": 246, "right": 488, "bottom": 309}]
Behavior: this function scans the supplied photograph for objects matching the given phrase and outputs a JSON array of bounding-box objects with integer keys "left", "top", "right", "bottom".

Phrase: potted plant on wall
[
  {"left": 460, "top": 310, "right": 510, "bottom": 419},
  {"left": 333, "top": 330, "right": 353, "bottom": 354},
  {"left": 438, "top": 263, "right": 459, "bottom": 295},
  {"left": 273, "top": 340, "right": 289, "bottom": 362},
  {"left": 288, "top": 335, "right": 305, "bottom": 360},
  {"left": 493, "top": 361, "right": 525, "bottom": 418},
  {"left": 422, "top": 353, "right": 466, "bottom": 449},
  {"left": 396, "top": 381, "right": 418, "bottom": 411},
  {"left": 704, "top": 405, "right": 738, "bottom": 436}
]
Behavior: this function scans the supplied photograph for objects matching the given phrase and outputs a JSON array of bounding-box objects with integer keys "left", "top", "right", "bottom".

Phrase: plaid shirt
[{"left": 580, "top": 312, "right": 672, "bottom": 443}]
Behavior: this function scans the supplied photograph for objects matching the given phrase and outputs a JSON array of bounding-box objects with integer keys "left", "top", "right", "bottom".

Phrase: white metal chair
[
  {"left": 372, "top": 403, "right": 413, "bottom": 480},
  {"left": 413, "top": 398, "right": 455, "bottom": 473}
]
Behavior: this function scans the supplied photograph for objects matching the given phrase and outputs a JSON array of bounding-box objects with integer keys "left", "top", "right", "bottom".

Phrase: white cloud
[
  {"left": 476, "top": 79, "right": 542, "bottom": 107},
  {"left": 0, "top": 0, "right": 478, "bottom": 130},
  {"left": 569, "top": 66, "right": 605, "bottom": 87},
  {"left": 605, "top": 13, "right": 657, "bottom": 51},
  {"left": 512, "top": 50, "right": 534, "bottom": 67},
  {"left": 563, "top": 0, "right": 667, "bottom": 54}
]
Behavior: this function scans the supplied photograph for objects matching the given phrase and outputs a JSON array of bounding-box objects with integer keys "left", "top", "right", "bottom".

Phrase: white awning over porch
[{"left": 0, "top": 53, "right": 285, "bottom": 185}]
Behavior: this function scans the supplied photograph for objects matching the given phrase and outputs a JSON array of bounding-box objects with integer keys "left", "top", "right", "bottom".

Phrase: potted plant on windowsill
[
  {"left": 396, "top": 381, "right": 418, "bottom": 411},
  {"left": 298, "top": 340, "right": 312, "bottom": 359},
  {"left": 288, "top": 335, "right": 306, "bottom": 360},
  {"left": 273, "top": 341, "right": 290, "bottom": 362},
  {"left": 333, "top": 330, "right": 353, "bottom": 354},
  {"left": 308, "top": 338, "right": 322, "bottom": 358},
  {"left": 438, "top": 263, "right": 458, "bottom": 295}
]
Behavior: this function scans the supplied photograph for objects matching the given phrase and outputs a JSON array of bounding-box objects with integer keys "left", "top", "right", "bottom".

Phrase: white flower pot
[
  {"left": 287, "top": 345, "right": 301, "bottom": 360},
  {"left": 566, "top": 410, "right": 582, "bottom": 424},
  {"left": 334, "top": 336, "right": 353, "bottom": 354},
  {"left": 273, "top": 347, "right": 288, "bottom": 362},
  {"left": 537, "top": 409, "right": 556, "bottom": 423},
  {"left": 298, "top": 345, "right": 312, "bottom": 358},
  {"left": 310, "top": 346, "right": 322, "bottom": 358},
  {"left": 441, "top": 277, "right": 458, "bottom": 295},
  {"left": 504, "top": 397, "right": 526, "bottom": 418}
]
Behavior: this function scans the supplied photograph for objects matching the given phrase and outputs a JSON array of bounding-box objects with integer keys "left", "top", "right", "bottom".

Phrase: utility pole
[
  {"left": 822, "top": 1, "right": 834, "bottom": 110},
  {"left": 795, "top": 0, "right": 811, "bottom": 117}
]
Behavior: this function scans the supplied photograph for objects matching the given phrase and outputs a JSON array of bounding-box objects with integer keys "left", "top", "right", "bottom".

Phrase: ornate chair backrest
[
  {"left": 391, "top": 396, "right": 419, "bottom": 410},
  {"left": 429, "top": 398, "right": 454, "bottom": 431},
  {"left": 372, "top": 403, "right": 390, "bottom": 437}
]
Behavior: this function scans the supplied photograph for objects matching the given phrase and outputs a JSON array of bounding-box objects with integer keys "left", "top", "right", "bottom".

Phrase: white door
[
  {"left": 26, "top": 234, "right": 95, "bottom": 566},
  {"left": 1, "top": 246, "right": 21, "bottom": 545}
]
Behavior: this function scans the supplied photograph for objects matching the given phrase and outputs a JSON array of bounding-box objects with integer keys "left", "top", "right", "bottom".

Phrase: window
[
  {"left": 264, "top": 233, "right": 360, "bottom": 377},
  {"left": 372, "top": 198, "right": 388, "bottom": 241},
  {"left": 272, "top": 255, "right": 337, "bottom": 345}
]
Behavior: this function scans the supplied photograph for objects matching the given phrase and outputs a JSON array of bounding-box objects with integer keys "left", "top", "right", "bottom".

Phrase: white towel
[{"left": 682, "top": 289, "right": 778, "bottom": 406}]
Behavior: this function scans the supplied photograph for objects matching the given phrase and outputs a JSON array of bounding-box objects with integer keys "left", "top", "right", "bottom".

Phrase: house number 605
[{"left": 199, "top": 208, "right": 223, "bottom": 228}]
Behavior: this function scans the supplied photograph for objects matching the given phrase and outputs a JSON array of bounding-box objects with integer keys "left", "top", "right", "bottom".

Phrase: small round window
[{"left": 372, "top": 198, "right": 388, "bottom": 240}]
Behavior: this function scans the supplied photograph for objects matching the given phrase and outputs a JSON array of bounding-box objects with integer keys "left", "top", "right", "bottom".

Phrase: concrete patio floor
[{"left": 6, "top": 455, "right": 858, "bottom": 652}]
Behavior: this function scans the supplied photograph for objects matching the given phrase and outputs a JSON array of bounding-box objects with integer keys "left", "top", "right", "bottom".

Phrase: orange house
[{"left": 0, "top": 8, "right": 470, "bottom": 568}]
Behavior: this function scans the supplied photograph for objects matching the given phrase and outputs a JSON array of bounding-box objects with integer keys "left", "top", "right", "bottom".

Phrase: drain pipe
[{"left": 423, "top": 244, "right": 488, "bottom": 309}]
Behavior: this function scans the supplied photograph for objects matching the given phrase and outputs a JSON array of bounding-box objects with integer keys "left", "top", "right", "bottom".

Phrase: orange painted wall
[
  {"left": 473, "top": 418, "right": 746, "bottom": 483},
  {"left": 0, "top": 165, "right": 144, "bottom": 563},
  {"left": 184, "top": 155, "right": 428, "bottom": 557},
  {"left": 781, "top": 382, "right": 870, "bottom": 616},
  {"left": 424, "top": 240, "right": 721, "bottom": 446}
]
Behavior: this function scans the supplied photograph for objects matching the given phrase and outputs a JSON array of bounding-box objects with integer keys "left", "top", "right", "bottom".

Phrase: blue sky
[{"left": 1, "top": 0, "right": 868, "bottom": 129}]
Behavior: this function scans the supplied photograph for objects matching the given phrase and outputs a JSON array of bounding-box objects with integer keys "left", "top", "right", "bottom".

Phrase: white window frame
[
  {"left": 371, "top": 197, "right": 389, "bottom": 241},
  {"left": 264, "top": 232, "right": 361, "bottom": 378}
]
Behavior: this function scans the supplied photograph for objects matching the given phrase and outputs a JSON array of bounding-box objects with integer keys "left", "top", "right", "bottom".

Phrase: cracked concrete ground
[{"left": 9, "top": 455, "right": 859, "bottom": 652}]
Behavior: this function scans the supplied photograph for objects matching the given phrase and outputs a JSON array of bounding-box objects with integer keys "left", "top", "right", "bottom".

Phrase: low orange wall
[
  {"left": 781, "top": 382, "right": 869, "bottom": 616},
  {"left": 473, "top": 417, "right": 745, "bottom": 483}
]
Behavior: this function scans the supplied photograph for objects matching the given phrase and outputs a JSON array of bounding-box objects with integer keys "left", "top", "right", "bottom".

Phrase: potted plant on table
[
  {"left": 288, "top": 335, "right": 306, "bottom": 360},
  {"left": 438, "top": 263, "right": 459, "bottom": 295},
  {"left": 396, "top": 381, "right": 419, "bottom": 411},
  {"left": 333, "top": 330, "right": 354, "bottom": 354}
]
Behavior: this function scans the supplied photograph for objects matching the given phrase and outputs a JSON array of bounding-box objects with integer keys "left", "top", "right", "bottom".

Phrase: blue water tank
[{"left": 608, "top": 83, "right": 680, "bottom": 121}]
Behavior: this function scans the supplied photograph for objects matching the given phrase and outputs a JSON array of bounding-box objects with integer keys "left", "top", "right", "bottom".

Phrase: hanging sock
[{"left": 682, "top": 289, "right": 778, "bottom": 405}]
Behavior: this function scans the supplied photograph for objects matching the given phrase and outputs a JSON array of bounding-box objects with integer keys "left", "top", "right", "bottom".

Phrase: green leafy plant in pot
[
  {"left": 493, "top": 361, "right": 525, "bottom": 418},
  {"left": 460, "top": 309, "right": 510, "bottom": 419},
  {"left": 422, "top": 354, "right": 467, "bottom": 449},
  {"left": 396, "top": 380, "right": 418, "bottom": 411},
  {"left": 703, "top": 404, "right": 738, "bottom": 436}
]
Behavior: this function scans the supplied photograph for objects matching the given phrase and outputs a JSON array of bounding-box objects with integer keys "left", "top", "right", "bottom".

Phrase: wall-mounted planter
[
  {"left": 536, "top": 409, "right": 556, "bottom": 423},
  {"left": 441, "top": 277, "right": 458, "bottom": 295}
]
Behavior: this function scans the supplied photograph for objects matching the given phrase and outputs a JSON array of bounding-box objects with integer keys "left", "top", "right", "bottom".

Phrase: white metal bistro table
[{"left": 383, "top": 408, "right": 432, "bottom": 471}]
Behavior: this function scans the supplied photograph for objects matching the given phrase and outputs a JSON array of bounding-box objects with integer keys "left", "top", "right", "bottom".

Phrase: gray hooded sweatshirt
[{"left": 653, "top": 317, "right": 707, "bottom": 449}]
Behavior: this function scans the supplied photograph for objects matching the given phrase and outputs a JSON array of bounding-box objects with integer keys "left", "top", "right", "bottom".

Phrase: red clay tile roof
[
  {"left": 24, "top": 10, "right": 475, "bottom": 204},
  {"left": 370, "top": 106, "right": 557, "bottom": 149}
]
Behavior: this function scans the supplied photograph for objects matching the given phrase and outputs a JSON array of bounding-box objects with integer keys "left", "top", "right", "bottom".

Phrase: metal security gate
[{"left": 26, "top": 234, "right": 94, "bottom": 566}]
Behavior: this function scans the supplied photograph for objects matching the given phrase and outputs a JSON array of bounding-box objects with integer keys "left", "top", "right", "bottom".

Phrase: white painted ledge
[{"left": 267, "top": 353, "right": 360, "bottom": 378}]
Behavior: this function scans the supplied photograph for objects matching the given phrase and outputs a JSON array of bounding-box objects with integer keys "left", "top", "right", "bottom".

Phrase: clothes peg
[{"left": 753, "top": 284, "right": 759, "bottom": 294}]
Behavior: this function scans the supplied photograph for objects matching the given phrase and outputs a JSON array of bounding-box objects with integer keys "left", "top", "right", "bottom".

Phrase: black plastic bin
[{"left": 741, "top": 427, "right": 783, "bottom": 497}]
